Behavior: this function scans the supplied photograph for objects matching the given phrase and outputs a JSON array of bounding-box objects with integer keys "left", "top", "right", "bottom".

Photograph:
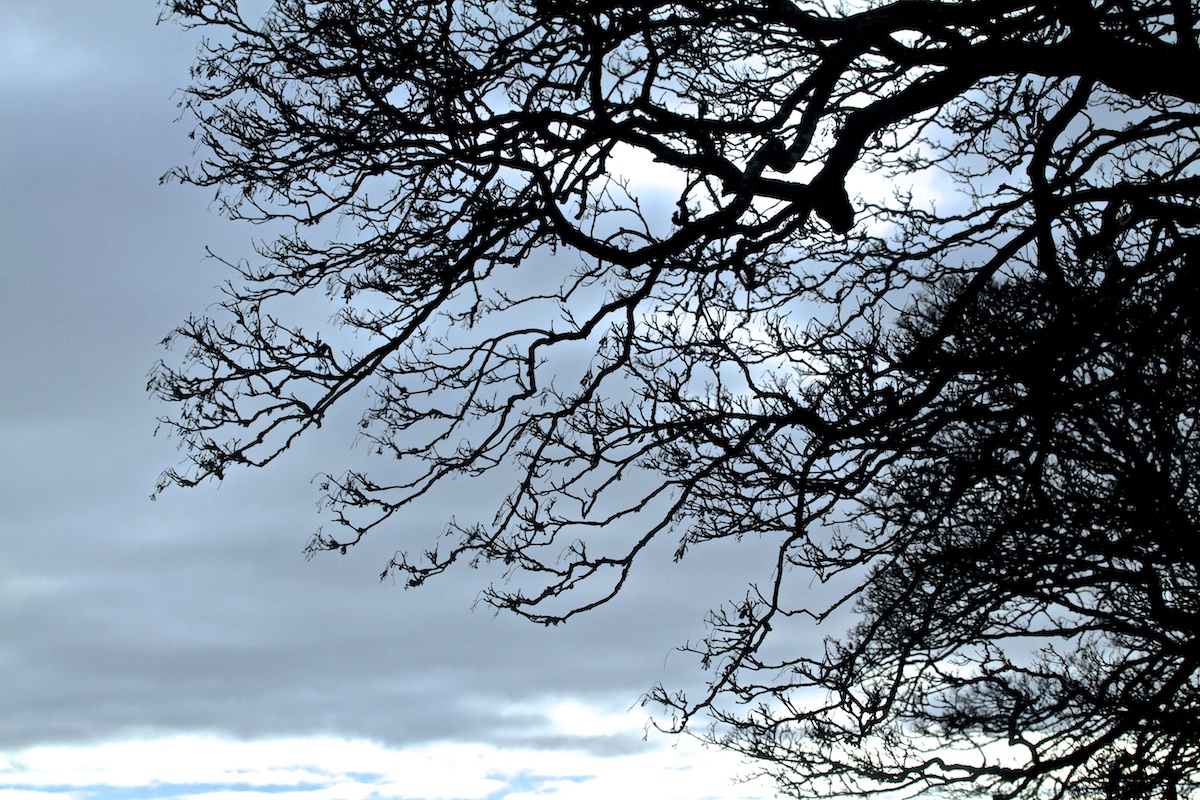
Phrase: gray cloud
[{"left": 0, "top": 0, "right": 790, "bottom": 769}]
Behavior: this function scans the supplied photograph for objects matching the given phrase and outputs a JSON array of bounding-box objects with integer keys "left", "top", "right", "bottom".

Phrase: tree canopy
[{"left": 153, "top": 0, "right": 1200, "bottom": 797}]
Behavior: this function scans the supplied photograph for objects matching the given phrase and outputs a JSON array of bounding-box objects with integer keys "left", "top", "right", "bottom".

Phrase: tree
[{"left": 151, "top": 0, "right": 1200, "bottom": 797}]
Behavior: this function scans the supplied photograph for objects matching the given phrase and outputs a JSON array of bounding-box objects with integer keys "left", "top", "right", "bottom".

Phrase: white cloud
[
  {"left": 0, "top": 731, "right": 775, "bottom": 800},
  {"left": 543, "top": 699, "right": 640, "bottom": 738}
]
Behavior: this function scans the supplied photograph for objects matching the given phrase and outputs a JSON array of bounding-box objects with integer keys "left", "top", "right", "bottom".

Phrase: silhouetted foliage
[{"left": 153, "top": 0, "right": 1200, "bottom": 797}]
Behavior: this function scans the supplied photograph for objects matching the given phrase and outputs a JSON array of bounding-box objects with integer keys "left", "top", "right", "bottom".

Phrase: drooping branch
[{"left": 156, "top": 1, "right": 1200, "bottom": 797}]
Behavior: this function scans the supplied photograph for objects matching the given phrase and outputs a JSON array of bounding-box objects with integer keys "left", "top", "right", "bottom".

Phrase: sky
[{"left": 0, "top": 2, "right": 784, "bottom": 798}]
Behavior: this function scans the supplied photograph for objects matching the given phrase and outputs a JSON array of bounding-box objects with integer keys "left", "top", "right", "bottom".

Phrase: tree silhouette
[{"left": 152, "top": 0, "right": 1200, "bottom": 797}]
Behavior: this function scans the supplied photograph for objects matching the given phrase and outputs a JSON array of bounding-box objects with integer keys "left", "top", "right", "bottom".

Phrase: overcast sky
[{"left": 0, "top": 2, "right": 783, "bottom": 798}]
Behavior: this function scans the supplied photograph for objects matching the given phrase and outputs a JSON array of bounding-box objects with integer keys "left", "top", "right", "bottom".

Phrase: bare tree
[{"left": 152, "top": 0, "right": 1200, "bottom": 797}]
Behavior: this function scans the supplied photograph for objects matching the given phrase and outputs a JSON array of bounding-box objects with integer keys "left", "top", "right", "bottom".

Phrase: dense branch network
[{"left": 153, "top": 0, "right": 1200, "bottom": 797}]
